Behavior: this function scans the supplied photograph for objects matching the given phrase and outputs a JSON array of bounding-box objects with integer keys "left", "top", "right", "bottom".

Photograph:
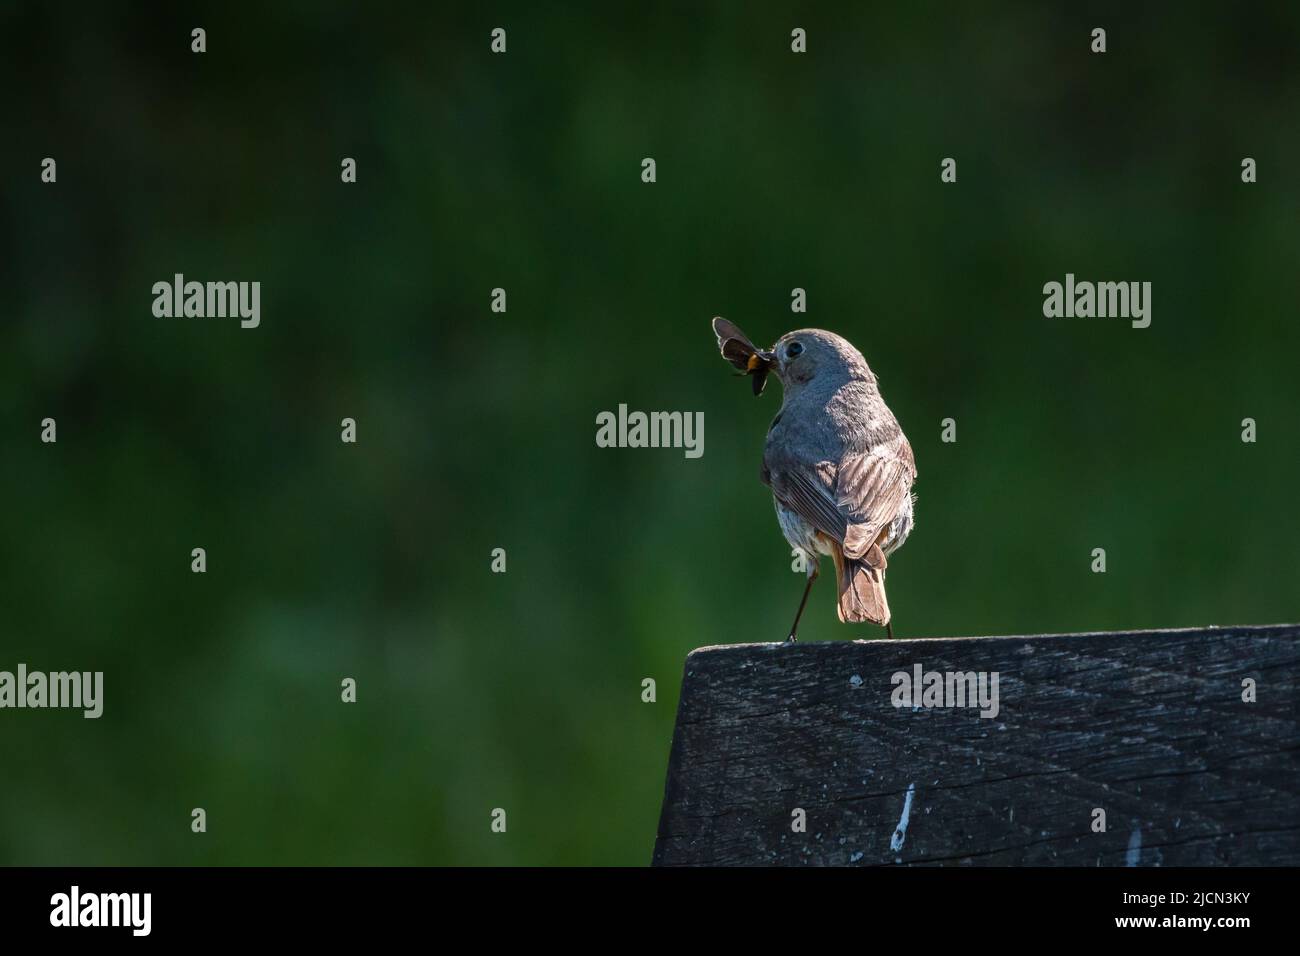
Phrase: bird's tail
[{"left": 835, "top": 545, "right": 891, "bottom": 626}]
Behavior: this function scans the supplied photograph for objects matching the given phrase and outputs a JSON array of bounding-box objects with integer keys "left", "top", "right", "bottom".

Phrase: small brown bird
[{"left": 713, "top": 317, "right": 916, "bottom": 641}]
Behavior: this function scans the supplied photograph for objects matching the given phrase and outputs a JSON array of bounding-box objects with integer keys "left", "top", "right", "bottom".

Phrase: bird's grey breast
[{"left": 764, "top": 378, "right": 878, "bottom": 473}]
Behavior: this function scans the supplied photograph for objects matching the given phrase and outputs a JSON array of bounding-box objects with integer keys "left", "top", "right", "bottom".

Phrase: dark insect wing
[
  {"left": 712, "top": 316, "right": 757, "bottom": 352},
  {"left": 713, "top": 316, "right": 763, "bottom": 370},
  {"left": 721, "top": 336, "right": 759, "bottom": 370},
  {"left": 712, "top": 316, "right": 773, "bottom": 391}
]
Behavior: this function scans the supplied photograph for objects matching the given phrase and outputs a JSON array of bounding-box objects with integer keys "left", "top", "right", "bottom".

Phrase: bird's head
[{"left": 770, "top": 328, "right": 874, "bottom": 391}]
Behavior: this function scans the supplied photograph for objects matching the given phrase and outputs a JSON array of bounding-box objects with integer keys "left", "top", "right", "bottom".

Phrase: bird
[{"left": 712, "top": 317, "right": 916, "bottom": 641}]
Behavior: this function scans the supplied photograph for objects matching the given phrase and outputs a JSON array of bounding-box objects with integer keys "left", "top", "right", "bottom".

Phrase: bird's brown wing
[
  {"left": 835, "top": 438, "right": 915, "bottom": 559},
  {"left": 770, "top": 464, "right": 848, "bottom": 539},
  {"left": 769, "top": 436, "right": 915, "bottom": 561}
]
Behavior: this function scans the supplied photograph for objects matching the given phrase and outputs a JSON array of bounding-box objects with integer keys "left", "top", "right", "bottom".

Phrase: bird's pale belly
[{"left": 774, "top": 500, "right": 826, "bottom": 559}]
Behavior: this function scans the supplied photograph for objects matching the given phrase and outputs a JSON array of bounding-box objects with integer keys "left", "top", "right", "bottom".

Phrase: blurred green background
[{"left": 1, "top": 2, "right": 1297, "bottom": 865}]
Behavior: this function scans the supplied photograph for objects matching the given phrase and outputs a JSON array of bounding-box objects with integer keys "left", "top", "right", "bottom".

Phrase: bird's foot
[{"left": 785, "top": 634, "right": 798, "bottom": 644}]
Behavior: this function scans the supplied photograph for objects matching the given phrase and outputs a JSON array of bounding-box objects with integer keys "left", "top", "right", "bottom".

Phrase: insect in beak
[
  {"left": 712, "top": 317, "right": 774, "bottom": 396},
  {"left": 746, "top": 351, "right": 775, "bottom": 396}
]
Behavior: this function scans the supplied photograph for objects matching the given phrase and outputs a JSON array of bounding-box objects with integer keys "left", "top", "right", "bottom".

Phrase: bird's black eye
[{"left": 787, "top": 341, "right": 804, "bottom": 358}]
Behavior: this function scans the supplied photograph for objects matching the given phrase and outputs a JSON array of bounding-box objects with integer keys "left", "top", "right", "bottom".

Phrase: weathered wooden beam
[{"left": 653, "top": 625, "right": 1300, "bottom": 866}]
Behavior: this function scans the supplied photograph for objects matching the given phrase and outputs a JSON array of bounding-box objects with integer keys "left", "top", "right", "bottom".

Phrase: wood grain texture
[{"left": 652, "top": 625, "right": 1300, "bottom": 866}]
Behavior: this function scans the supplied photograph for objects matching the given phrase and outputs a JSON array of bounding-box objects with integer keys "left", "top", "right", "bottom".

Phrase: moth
[{"left": 712, "top": 316, "right": 775, "bottom": 396}]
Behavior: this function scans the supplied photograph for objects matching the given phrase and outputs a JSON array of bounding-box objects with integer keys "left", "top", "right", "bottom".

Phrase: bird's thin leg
[
  {"left": 787, "top": 561, "right": 819, "bottom": 642},
  {"left": 885, "top": 619, "right": 895, "bottom": 639}
]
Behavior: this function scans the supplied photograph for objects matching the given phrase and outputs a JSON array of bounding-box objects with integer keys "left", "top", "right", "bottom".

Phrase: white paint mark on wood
[
  {"left": 890, "top": 782, "right": 917, "bottom": 853},
  {"left": 1126, "top": 825, "right": 1142, "bottom": 866}
]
